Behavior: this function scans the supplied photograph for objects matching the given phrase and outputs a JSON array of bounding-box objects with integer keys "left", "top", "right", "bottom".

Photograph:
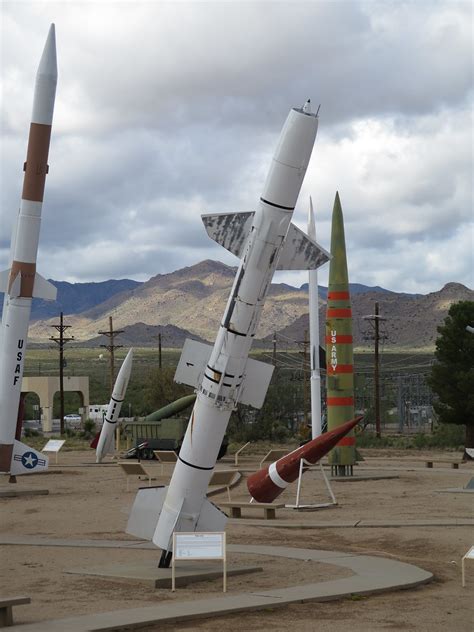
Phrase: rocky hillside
[{"left": 27, "top": 260, "right": 473, "bottom": 350}]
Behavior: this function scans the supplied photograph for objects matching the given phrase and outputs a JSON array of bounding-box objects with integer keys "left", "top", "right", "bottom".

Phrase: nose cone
[
  {"left": 37, "top": 23, "right": 57, "bottom": 81},
  {"left": 302, "top": 99, "right": 311, "bottom": 113},
  {"left": 328, "top": 191, "right": 349, "bottom": 287}
]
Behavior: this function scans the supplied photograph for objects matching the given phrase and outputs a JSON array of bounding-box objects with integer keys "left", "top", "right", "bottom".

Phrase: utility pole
[
  {"left": 98, "top": 316, "right": 123, "bottom": 396},
  {"left": 362, "top": 302, "right": 386, "bottom": 438},
  {"left": 272, "top": 332, "right": 277, "bottom": 365},
  {"left": 50, "top": 312, "right": 74, "bottom": 435},
  {"left": 158, "top": 332, "right": 162, "bottom": 369}
]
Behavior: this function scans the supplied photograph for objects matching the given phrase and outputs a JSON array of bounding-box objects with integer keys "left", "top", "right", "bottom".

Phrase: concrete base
[
  {"left": 66, "top": 560, "right": 262, "bottom": 589},
  {"left": 0, "top": 488, "right": 49, "bottom": 498}
]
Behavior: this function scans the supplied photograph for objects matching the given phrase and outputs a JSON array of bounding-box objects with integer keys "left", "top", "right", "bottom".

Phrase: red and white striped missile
[
  {"left": 96, "top": 348, "right": 133, "bottom": 463},
  {"left": 247, "top": 415, "right": 363, "bottom": 503},
  {"left": 0, "top": 25, "right": 57, "bottom": 475}
]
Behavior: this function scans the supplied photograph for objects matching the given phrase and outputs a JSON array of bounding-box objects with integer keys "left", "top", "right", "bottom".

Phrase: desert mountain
[{"left": 27, "top": 261, "right": 473, "bottom": 350}]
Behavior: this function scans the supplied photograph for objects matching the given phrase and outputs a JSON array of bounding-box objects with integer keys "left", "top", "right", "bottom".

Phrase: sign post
[
  {"left": 42, "top": 439, "right": 66, "bottom": 464},
  {"left": 172, "top": 532, "right": 226, "bottom": 592}
]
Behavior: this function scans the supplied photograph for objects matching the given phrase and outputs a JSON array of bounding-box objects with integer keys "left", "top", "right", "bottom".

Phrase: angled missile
[
  {"left": 248, "top": 416, "right": 362, "bottom": 502},
  {"left": 127, "top": 100, "right": 330, "bottom": 567},
  {"left": 0, "top": 25, "right": 58, "bottom": 475},
  {"left": 325, "top": 192, "right": 356, "bottom": 475},
  {"left": 96, "top": 349, "right": 133, "bottom": 463}
]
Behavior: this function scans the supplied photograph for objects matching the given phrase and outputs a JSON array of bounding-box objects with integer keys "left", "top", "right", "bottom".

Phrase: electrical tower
[
  {"left": 98, "top": 316, "right": 124, "bottom": 395},
  {"left": 50, "top": 312, "right": 75, "bottom": 435},
  {"left": 362, "top": 301, "right": 387, "bottom": 438}
]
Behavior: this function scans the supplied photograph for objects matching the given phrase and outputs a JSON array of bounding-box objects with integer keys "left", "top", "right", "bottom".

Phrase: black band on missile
[
  {"left": 223, "top": 382, "right": 232, "bottom": 387},
  {"left": 204, "top": 373, "right": 220, "bottom": 384},
  {"left": 105, "top": 418, "right": 118, "bottom": 424},
  {"left": 111, "top": 396, "right": 124, "bottom": 403},
  {"left": 226, "top": 326, "right": 246, "bottom": 337},
  {"left": 178, "top": 456, "right": 214, "bottom": 471},
  {"left": 224, "top": 372, "right": 234, "bottom": 378},
  {"left": 260, "top": 197, "right": 295, "bottom": 211}
]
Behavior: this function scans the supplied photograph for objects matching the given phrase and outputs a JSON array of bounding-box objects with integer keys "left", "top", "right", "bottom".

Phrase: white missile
[
  {"left": 308, "top": 197, "right": 323, "bottom": 438},
  {"left": 96, "top": 349, "right": 133, "bottom": 463},
  {"left": 0, "top": 25, "right": 58, "bottom": 475},
  {"left": 127, "top": 101, "right": 330, "bottom": 566}
]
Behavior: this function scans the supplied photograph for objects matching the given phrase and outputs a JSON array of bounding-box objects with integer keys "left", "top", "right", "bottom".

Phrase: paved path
[{"left": 5, "top": 538, "right": 433, "bottom": 631}]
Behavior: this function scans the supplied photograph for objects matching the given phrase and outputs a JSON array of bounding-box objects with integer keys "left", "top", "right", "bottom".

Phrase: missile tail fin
[
  {"left": 127, "top": 486, "right": 168, "bottom": 541},
  {"left": 202, "top": 212, "right": 255, "bottom": 258},
  {"left": 32, "top": 273, "right": 57, "bottom": 300},
  {"left": 0, "top": 270, "right": 9, "bottom": 292},
  {"left": 10, "top": 440, "right": 49, "bottom": 475},
  {"left": 174, "top": 339, "right": 213, "bottom": 388},
  {"left": 277, "top": 223, "right": 330, "bottom": 270}
]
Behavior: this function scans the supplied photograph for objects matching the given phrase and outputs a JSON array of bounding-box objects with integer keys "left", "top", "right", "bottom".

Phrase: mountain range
[{"left": 2, "top": 260, "right": 472, "bottom": 350}]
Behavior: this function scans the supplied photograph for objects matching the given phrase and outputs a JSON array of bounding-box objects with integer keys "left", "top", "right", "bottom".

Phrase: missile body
[
  {"left": 0, "top": 25, "right": 58, "bottom": 475},
  {"left": 96, "top": 349, "right": 133, "bottom": 463},
  {"left": 248, "top": 416, "right": 362, "bottom": 502},
  {"left": 308, "top": 197, "right": 322, "bottom": 439},
  {"left": 126, "top": 102, "right": 329, "bottom": 563},
  {"left": 325, "top": 192, "right": 356, "bottom": 475}
]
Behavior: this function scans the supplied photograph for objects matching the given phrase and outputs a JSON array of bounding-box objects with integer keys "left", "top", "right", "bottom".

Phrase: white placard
[
  {"left": 42, "top": 439, "right": 65, "bottom": 453},
  {"left": 174, "top": 532, "right": 224, "bottom": 560},
  {"left": 172, "top": 532, "right": 226, "bottom": 593}
]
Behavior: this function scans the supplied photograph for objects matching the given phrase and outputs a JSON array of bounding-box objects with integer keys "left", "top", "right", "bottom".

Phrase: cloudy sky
[{"left": 1, "top": 0, "right": 472, "bottom": 293}]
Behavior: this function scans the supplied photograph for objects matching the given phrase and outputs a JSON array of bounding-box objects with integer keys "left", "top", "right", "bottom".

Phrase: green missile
[
  {"left": 145, "top": 394, "right": 196, "bottom": 422},
  {"left": 325, "top": 192, "right": 356, "bottom": 475}
]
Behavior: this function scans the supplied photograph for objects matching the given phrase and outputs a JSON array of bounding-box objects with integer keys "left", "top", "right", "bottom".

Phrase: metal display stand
[{"left": 285, "top": 458, "right": 337, "bottom": 510}]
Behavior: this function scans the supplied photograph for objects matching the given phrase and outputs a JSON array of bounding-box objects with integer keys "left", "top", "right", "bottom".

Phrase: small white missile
[
  {"left": 96, "top": 349, "right": 133, "bottom": 463},
  {"left": 308, "top": 197, "right": 323, "bottom": 438},
  {"left": 0, "top": 24, "right": 58, "bottom": 475},
  {"left": 127, "top": 101, "right": 330, "bottom": 566}
]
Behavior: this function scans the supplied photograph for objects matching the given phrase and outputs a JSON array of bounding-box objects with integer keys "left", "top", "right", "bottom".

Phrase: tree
[{"left": 428, "top": 301, "right": 474, "bottom": 449}]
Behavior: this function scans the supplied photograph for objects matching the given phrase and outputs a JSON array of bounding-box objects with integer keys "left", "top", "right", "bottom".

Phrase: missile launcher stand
[{"left": 285, "top": 458, "right": 337, "bottom": 510}]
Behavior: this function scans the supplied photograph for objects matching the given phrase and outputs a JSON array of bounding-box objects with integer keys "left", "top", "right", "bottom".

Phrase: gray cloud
[{"left": 0, "top": 1, "right": 472, "bottom": 294}]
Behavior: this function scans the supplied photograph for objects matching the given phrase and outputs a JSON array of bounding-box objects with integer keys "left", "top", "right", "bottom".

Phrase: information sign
[{"left": 172, "top": 532, "right": 226, "bottom": 592}]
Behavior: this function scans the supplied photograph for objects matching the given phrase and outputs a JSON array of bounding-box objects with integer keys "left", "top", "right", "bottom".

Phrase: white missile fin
[
  {"left": 126, "top": 486, "right": 168, "bottom": 541},
  {"left": 10, "top": 440, "right": 49, "bottom": 475},
  {"left": 32, "top": 274, "right": 57, "bottom": 301},
  {"left": 174, "top": 339, "right": 213, "bottom": 388},
  {"left": 195, "top": 498, "right": 228, "bottom": 532},
  {"left": 277, "top": 223, "right": 330, "bottom": 270},
  {"left": 201, "top": 212, "right": 255, "bottom": 258},
  {"left": 0, "top": 270, "right": 9, "bottom": 292},
  {"left": 9, "top": 272, "right": 21, "bottom": 298},
  {"left": 238, "top": 357, "right": 274, "bottom": 409}
]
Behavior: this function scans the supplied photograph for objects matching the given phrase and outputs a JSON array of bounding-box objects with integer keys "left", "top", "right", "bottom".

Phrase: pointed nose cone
[
  {"left": 123, "top": 348, "right": 134, "bottom": 373},
  {"left": 37, "top": 24, "right": 57, "bottom": 81},
  {"left": 302, "top": 99, "right": 311, "bottom": 113},
  {"left": 329, "top": 191, "right": 349, "bottom": 286}
]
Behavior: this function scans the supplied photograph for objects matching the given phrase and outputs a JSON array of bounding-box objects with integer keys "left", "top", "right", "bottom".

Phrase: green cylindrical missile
[
  {"left": 325, "top": 192, "right": 356, "bottom": 475},
  {"left": 145, "top": 394, "right": 196, "bottom": 421}
]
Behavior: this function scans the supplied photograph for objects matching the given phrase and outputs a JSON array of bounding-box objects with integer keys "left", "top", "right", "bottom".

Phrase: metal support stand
[{"left": 286, "top": 459, "right": 337, "bottom": 510}]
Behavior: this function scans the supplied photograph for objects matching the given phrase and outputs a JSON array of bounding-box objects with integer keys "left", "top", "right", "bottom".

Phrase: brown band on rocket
[
  {"left": 22, "top": 123, "right": 52, "bottom": 202},
  {"left": 8, "top": 261, "right": 36, "bottom": 297},
  {"left": 0, "top": 444, "right": 14, "bottom": 473}
]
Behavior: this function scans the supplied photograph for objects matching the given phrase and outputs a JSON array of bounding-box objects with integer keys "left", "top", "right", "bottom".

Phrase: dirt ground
[{"left": 1, "top": 449, "right": 473, "bottom": 631}]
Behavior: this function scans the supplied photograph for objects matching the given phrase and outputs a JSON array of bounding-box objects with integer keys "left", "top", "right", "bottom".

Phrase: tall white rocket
[
  {"left": 127, "top": 101, "right": 330, "bottom": 566},
  {"left": 0, "top": 25, "right": 58, "bottom": 475},
  {"left": 308, "top": 197, "right": 322, "bottom": 438}
]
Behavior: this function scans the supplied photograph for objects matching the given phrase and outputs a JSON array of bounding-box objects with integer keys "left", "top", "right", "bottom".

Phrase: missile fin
[
  {"left": 32, "top": 273, "right": 57, "bottom": 300},
  {"left": 277, "top": 223, "right": 330, "bottom": 270},
  {"left": 10, "top": 440, "right": 49, "bottom": 475},
  {"left": 0, "top": 269, "right": 9, "bottom": 292},
  {"left": 195, "top": 498, "right": 228, "bottom": 532},
  {"left": 238, "top": 357, "right": 274, "bottom": 408},
  {"left": 127, "top": 486, "right": 168, "bottom": 541},
  {"left": 174, "top": 338, "right": 214, "bottom": 388},
  {"left": 202, "top": 212, "right": 255, "bottom": 258}
]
